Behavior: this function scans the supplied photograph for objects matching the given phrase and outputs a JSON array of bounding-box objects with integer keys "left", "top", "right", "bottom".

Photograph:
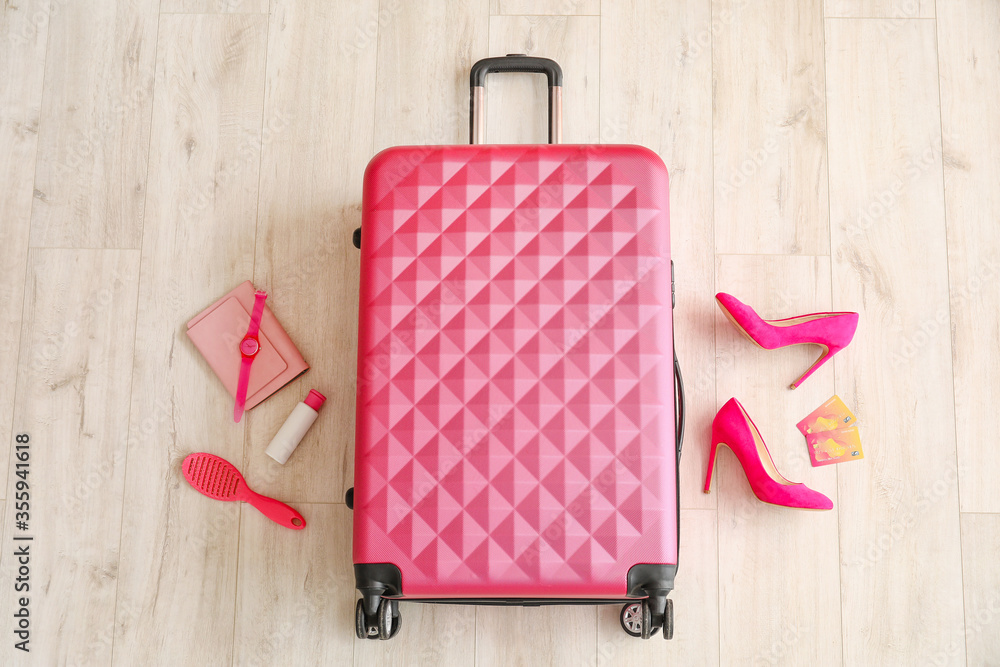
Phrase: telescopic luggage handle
[{"left": 470, "top": 55, "right": 563, "bottom": 145}]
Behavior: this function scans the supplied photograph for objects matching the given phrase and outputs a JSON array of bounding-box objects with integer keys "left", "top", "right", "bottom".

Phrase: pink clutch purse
[{"left": 187, "top": 281, "right": 308, "bottom": 416}]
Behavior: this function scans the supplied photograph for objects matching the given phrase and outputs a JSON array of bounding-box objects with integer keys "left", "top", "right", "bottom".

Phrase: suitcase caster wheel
[
  {"left": 346, "top": 487, "right": 354, "bottom": 509},
  {"left": 355, "top": 598, "right": 378, "bottom": 640},
  {"left": 377, "top": 598, "right": 400, "bottom": 640},
  {"left": 662, "top": 598, "right": 673, "bottom": 640},
  {"left": 389, "top": 606, "right": 402, "bottom": 639},
  {"left": 620, "top": 601, "right": 651, "bottom": 638}
]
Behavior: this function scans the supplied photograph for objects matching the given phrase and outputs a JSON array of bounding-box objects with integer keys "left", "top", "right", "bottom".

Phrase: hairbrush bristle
[{"left": 187, "top": 454, "right": 240, "bottom": 498}]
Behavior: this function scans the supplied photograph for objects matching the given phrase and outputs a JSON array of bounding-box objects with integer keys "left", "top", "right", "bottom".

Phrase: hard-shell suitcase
[{"left": 350, "top": 55, "right": 685, "bottom": 641}]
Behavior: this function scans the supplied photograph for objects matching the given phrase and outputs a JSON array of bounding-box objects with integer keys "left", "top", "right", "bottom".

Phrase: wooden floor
[{"left": 1, "top": 0, "right": 998, "bottom": 664}]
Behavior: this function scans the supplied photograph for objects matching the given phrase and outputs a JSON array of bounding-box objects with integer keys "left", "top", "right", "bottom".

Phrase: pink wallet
[{"left": 186, "top": 281, "right": 308, "bottom": 413}]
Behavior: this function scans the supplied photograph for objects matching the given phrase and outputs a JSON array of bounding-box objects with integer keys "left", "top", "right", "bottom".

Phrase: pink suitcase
[{"left": 350, "top": 56, "right": 684, "bottom": 641}]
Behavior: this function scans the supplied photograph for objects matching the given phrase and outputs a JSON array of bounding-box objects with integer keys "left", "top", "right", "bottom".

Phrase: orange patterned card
[
  {"left": 797, "top": 395, "right": 856, "bottom": 436},
  {"left": 806, "top": 426, "right": 863, "bottom": 466}
]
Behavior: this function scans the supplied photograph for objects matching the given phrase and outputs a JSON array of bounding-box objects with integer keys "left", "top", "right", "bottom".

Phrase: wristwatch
[{"left": 234, "top": 290, "right": 268, "bottom": 422}]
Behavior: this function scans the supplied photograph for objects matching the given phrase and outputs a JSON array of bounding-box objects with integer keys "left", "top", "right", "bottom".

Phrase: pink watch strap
[
  {"left": 234, "top": 290, "right": 267, "bottom": 422},
  {"left": 245, "top": 290, "right": 267, "bottom": 338}
]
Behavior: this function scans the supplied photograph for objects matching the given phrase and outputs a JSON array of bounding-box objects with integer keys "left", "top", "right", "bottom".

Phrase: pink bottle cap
[{"left": 304, "top": 389, "right": 326, "bottom": 411}]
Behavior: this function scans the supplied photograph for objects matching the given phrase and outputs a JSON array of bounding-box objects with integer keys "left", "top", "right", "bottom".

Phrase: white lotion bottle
[{"left": 266, "top": 389, "right": 325, "bottom": 464}]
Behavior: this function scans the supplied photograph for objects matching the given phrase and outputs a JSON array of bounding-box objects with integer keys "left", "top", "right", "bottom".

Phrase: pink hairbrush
[{"left": 182, "top": 452, "right": 306, "bottom": 529}]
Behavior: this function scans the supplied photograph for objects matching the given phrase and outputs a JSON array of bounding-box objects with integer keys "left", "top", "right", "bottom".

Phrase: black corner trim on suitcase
[
  {"left": 627, "top": 563, "right": 677, "bottom": 631},
  {"left": 626, "top": 563, "right": 677, "bottom": 598},
  {"left": 355, "top": 564, "right": 402, "bottom": 616}
]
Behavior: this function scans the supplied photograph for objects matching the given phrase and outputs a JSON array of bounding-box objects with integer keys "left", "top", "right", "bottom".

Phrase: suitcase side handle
[
  {"left": 671, "top": 261, "right": 685, "bottom": 461},
  {"left": 469, "top": 55, "right": 563, "bottom": 145},
  {"left": 674, "top": 352, "right": 685, "bottom": 462}
]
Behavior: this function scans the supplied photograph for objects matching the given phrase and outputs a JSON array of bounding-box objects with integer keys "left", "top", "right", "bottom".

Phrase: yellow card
[
  {"left": 806, "top": 426, "right": 863, "bottom": 466},
  {"left": 797, "top": 395, "right": 857, "bottom": 436}
]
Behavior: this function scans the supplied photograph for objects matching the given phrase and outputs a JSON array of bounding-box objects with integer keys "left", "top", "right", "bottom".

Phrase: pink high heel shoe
[
  {"left": 704, "top": 398, "right": 833, "bottom": 510},
  {"left": 715, "top": 292, "right": 859, "bottom": 389}
]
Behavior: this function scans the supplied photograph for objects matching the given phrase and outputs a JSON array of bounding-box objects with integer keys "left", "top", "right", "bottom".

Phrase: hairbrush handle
[{"left": 244, "top": 490, "right": 306, "bottom": 530}]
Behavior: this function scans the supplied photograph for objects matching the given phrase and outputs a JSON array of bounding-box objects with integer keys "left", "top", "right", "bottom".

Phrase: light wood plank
[
  {"left": 0, "top": 0, "right": 51, "bottom": 500},
  {"left": 476, "top": 605, "right": 594, "bottom": 666},
  {"left": 494, "top": 0, "right": 600, "bottom": 16},
  {"left": 357, "top": 6, "right": 491, "bottom": 658},
  {"left": 826, "top": 19, "right": 966, "bottom": 664},
  {"left": 6, "top": 3, "right": 996, "bottom": 664},
  {"left": 160, "top": 0, "right": 268, "bottom": 13},
  {"left": 959, "top": 514, "right": 1000, "bottom": 664},
  {"left": 235, "top": 504, "right": 355, "bottom": 665},
  {"left": 355, "top": 603, "right": 475, "bottom": 666},
  {"left": 937, "top": 0, "right": 1000, "bottom": 513},
  {"left": 485, "top": 16, "right": 599, "bottom": 145},
  {"left": 825, "top": 0, "right": 933, "bottom": 18},
  {"left": 713, "top": 0, "right": 829, "bottom": 255},
  {"left": 28, "top": 0, "right": 157, "bottom": 248},
  {"left": 596, "top": 509, "right": 719, "bottom": 666},
  {"left": 242, "top": 0, "right": 378, "bottom": 504},
  {"left": 602, "top": 0, "right": 715, "bottom": 509},
  {"left": 0, "top": 249, "right": 139, "bottom": 664},
  {"left": 373, "top": 0, "right": 489, "bottom": 151},
  {"left": 112, "top": 15, "right": 267, "bottom": 665},
  {"left": 714, "top": 254, "right": 842, "bottom": 665}
]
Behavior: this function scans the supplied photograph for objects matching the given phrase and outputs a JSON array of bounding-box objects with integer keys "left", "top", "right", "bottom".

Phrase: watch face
[{"left": 240, "top": 336, "right": 260, "bottom": 356}]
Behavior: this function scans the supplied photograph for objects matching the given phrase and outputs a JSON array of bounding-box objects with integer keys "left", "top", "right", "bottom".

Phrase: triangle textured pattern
[{"left": 354, "top": 144, "right": 676, "bottom": 598}]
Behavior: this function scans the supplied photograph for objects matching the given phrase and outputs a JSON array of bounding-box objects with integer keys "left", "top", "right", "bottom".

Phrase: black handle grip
[
  {"left": 469, "top": 54, "right": 563, "bottom": 144},
  {"left": 470, "top": 55, "right": 563, "bottom": 88}
]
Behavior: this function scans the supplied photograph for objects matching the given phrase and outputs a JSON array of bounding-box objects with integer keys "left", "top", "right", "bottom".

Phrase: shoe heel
[
  {"left": 708, "top": 397, "right": 834, "bottom": 510},
  {"left": 789, "top": 345, "right": 837, "bottom": 389},
  {"left": 704, "top": 442, "right": 720, "bottom": 494}
]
